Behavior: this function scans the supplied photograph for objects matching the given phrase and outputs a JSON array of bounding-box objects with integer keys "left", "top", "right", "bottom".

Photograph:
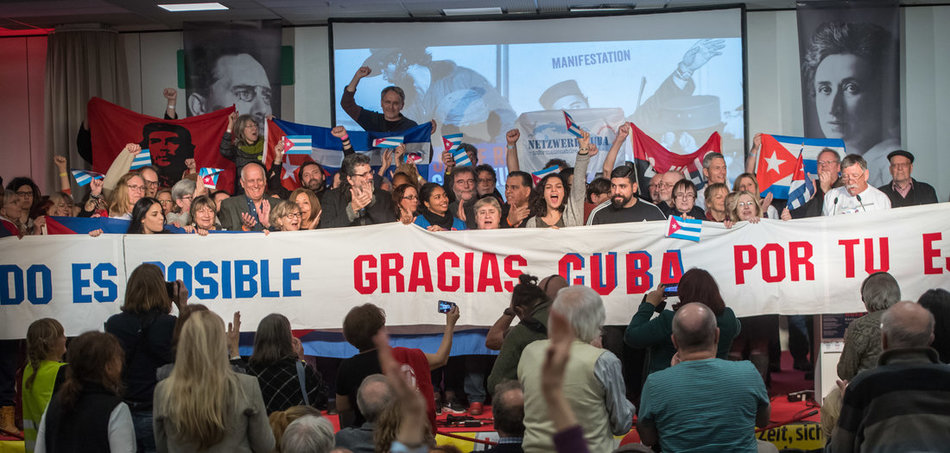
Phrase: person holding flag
[
  {"left": 525, "top": 130, "right": 595, "bottom": 228},
  {"left": 221, "top": 111, "right": 270, "bottom": 194}
]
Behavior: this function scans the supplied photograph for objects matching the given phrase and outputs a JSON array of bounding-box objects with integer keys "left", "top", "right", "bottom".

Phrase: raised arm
[
  {"left": 602, "top": 123, "right": 629, "bottom": 177},
  {"left": 505, "top": 128, "right": 521, "bottom": 172},
  {"left": 54, "top": 156, "right": 71, "bottom": 195},
  {"left": 341, "top": 66, "right": 371, "bottom": 122},
  {"left": 163, "top": 88, "right": 178, "bottom": 120},
  {"left": 424, "top": 305, "right": 459, "bottom": 369}
]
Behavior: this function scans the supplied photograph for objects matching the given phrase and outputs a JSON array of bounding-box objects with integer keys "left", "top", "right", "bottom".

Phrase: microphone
[
  {"left": 831, "top": 197, "right": 839, "bottom": 216},
  {"left": 856, "top": 194, "right": 866, "bottom": 212}
]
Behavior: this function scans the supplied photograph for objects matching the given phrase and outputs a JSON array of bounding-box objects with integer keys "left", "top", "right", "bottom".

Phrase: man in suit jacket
[{"left": 218, "top": 162, "right": 282, "bottom": 231}]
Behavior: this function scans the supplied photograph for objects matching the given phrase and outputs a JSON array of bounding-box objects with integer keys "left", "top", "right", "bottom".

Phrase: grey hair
[
  {"left": 861, "top": 272, "right": 900, "bottom": 312},
  {"left": 241, "top": 161, "right": 266, "bottom": 181},
  {"left": 356, "top": 374, "right": 393, "bottom": 423},
  {"left": 170, "top": 178, "right": 196, "bottom": 201},
  {"left": 280, "top": 415, "right": 335, "bottom": 453},
  {"left": 841, "top": 154, "right": 868, "bottom": 172},
  {"left": 702, "top": 152, "right": 724, "bottom": 169},
  {"left": 817, "top": 148, "right": 841, "bottom": 163},
  {"left": 671, "top": 302, "right": 718, "bottom": 352},
  {"left": 882, "top": 301, "right": 935, "bottom": 349},
  {"left": 551, "top": 286, "right": 605, "bottom": 343}
]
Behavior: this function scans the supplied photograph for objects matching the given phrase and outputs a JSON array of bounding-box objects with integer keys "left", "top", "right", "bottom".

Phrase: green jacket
[
  {"left": 625, "top": 301, "right": 741, "bottom": 374},
  {"left": 487, "top": 301, "right": 552, "bottom": 394}
]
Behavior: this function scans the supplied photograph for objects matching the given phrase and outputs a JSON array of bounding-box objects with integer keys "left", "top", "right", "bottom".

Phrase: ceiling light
[
  {"left": 158, "top": 3, "right": 228, "bottom": 12},
  {"left": 569, "top": 5, "right": 637, "bottom": 12},
  {"left": 442, "top": 7, "right": 504, "bottom": 16}
]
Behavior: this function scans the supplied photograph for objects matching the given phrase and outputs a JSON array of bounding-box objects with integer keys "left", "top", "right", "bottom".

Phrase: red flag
[
  {"left": 87, "top": 98, "right": 237, "bottom": 193},
  {"left": 629, "top": 122, "right": 721, "bottom": 189}
]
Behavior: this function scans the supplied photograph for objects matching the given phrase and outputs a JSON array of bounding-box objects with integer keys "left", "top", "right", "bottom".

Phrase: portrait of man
[
  {"left": 184, "top": 21, "right": 282, "bottom": 126},
  {"left": 139, "top": 122, "right": 196, "bottom": 188}
]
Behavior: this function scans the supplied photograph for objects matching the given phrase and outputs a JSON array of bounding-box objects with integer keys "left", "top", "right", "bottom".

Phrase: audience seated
[
  {"left": 918, "top": 288, "right": 950, "bottom": 362},
  {"left": 334, "top": 374, "right": 391, "bottom": 453},
  {"left": 247, "top": 314, "right": 328, "bottom": 414},
  {"left": 829, "top": 301, "right": 950, "bottom": 452},
  {"left": 519, "top": 285, "right": 635, "bottom": 453},
  {"left": 267, "top": 406, "right": 321, "bottom": 453},
  {"left": 637, "top": 303, "right": 772, "bottom": 453},
  {"left": 279, "top": 415, "right": 334, "bottom": 453},
  {"left": 484, "top": 381, "right": 525, "bottom": 453}
]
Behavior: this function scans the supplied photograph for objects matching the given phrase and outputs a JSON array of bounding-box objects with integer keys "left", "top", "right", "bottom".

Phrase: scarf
[{"left": 421, "top": 208, "right": 454, "bottom": 230}]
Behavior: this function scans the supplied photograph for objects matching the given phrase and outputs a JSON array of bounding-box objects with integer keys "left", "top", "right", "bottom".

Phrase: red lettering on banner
[
  {"left": 590, "top": 253, "right": 618, "bottom": 295},
  {"left": 437, "top": 252, "right": 460, "bottom": 292},
  {"left": 660, "top": 251, "right": 683, "bottom": 285},
  {"left": 408, "top": 252, "right": 433, "bottom": 292},
  {"left": 761, "top": 244, "right": 786, "bottom": 283},
  {"left": 864, "top": 238, "right": 889, "bottom": 274},
  {"left": 923, "top": 233, "right": 944, "bottom": 275},
  {"left": 838, "top": 239, "right": 860, "bottom": 278},
  {"left": 559, "top": 254, "right": 585, "bottom": 286},
  {"left": 477, "top": 253, "right": 503, "bottom": 292},
  {"left": 504, "top": 256, "right": 527, "bottom": 291},
  {"left": 380, "top": 253, "right": 404, "bottom": 293},
  {"left": 464, "top": 252, "right": 475, "bottom": 293},
  {"left": 626, "top": 252, "right": 653, "bottom": 294},
  {"left": 788, "top": 241, "right": 815, "bottom": 281},
  {"left": 734, "top": 245, "right": 757, "bottom": 284},
  {"left": 354, "top": 255, "right": 377, "bottom": 294}
]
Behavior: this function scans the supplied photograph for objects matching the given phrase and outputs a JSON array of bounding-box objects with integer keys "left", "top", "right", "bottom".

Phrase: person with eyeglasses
[
  {"left": 6, "top": 177, "right": 41, "bottom": 235},
  {"left": 392, "top": 184, "right": 419, "bottom": 225},
  {"left": 107, "top": 172, "right": 146, "bottom": 220},
  {"left": 822, "top": 154, "right": 891, "bottom": 216},
  {"left": 165, "top": 178, "right": 196, "bottom": 226},
  {"left": 725, "top": 190, "right": 763, "bottom": 228},
  {"left": 221, "top": 111, "right": 274, "bottom": 194},
  {"left": 268, "top": 200, "right": 303, "bottom": 232},
  {"left": 877, "top": 149, "right": 938, "bottom": 208},
  {"left": 320, "top": 153, "right": 396, "bottom": 228},
  {"left": 156, "top": 189, "right": 174, "bottom": 216},
  {"left": 667, "top": 179, "right": 705, "bottom": 219}
]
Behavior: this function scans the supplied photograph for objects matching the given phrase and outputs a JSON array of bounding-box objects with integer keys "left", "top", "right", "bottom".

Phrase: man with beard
[{"left": 588, "top": 165, "right": 666, "bottom": 225}]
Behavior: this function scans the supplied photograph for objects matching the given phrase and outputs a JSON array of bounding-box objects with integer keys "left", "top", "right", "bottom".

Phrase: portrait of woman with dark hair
[{"left": 802, "top": 21, "right": 900, "bottom": 187}]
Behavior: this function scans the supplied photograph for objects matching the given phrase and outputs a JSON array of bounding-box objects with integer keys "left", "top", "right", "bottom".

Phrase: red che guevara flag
[
  {"left": 87, "top": 97, "right": 237, "bottom": 192},
  {"left": 629, "top": 122, "right": 721, "bottom": 191}
]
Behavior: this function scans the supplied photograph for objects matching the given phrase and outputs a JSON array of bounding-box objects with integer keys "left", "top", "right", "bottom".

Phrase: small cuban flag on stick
[
  {"left": 199, "top": 168, "right": 224, "bottom": 189},
  {"left": 282, "top": 135, "right": 313, "bottom": 155},
  {"left": 531, "top": 165, "right": 560, "bottom": 185},
  {"left": 373, "top": 136, "right": 404, "bottom": 148},
  {"left": 130, "top": 148, "right": 152, "bottom": 170},
  {"left": 666, "top": 215, "right": 703, "bottom": 242},
  {"left": 786, "top": 150, "right": 816, "bottom": 210},
  {"left": 406, "top": 153, "right": 423, "bottom": 164},
  {"left": 442, "top": 133, "right": 470, "bottom": 167},
  {"left": 563, "top": 111, "right": 585, "bottom": 138},
  {"left": 71, "top": 169, "right": 104, "bottom": 187}
]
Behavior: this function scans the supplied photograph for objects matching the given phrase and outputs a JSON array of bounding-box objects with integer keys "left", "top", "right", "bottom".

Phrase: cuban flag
[
  {"left": 282, "top": 135, "right": 313, "bottom": 155},
  {"left": 266, "top": 118, "right": 433, "bottom": 193},
  {"left": 756, "top": 134, "right": 845, "bottom": 199},
  {"left": 406, "top": 153, "right": 423, "bottom": 164},
  {"left": 373, "top": 136, "right": 404, "bottom": 148},
  {"left": 531, "top": 166, "right": 560, "bottom": 185},
  {"left": 563, "top": 111, "right": 585, "bottom": 138},
  {"left": 199, "top": 167, "right": 224, "bottom": 189},
  {"left": 666, "top": 215, "right": 702, "bottom": 242},
  {"left": 71, "top": 169, "right": 104, "bottom": 186},
  {"left": 130, "top": 148, "right": 152, "bottom": 170},
  {"left": 442, "top": 133, "right": 470, "bottom": 167},
  {"left": 786, "top": 151, "right": 816, "bottom": 210}
]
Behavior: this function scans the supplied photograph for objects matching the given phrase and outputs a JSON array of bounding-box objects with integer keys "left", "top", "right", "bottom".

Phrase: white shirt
[{"left": 822, "top": 184, "right": 892, "bottom": 216}]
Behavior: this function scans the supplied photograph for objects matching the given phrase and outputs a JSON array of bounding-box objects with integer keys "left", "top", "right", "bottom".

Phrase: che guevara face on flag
[{"left": 139, "top": 122, "right": 196, "bottom": 187}]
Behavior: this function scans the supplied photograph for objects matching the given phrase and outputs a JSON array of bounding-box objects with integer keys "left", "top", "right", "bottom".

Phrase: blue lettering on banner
[
  {"left": 1, "top": 264, "right": 55, "bottom": 305},
  {"left": 72, "top": 263, "right": 118, "bottom": 303},
  {"left": 144, "top": 259, "right": 302, "bottom": 301}
]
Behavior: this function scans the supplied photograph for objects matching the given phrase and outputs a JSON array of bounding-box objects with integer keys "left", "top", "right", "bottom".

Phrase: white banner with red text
[{"left": 1, "top": 203, "right": 949, "bottom": 339}]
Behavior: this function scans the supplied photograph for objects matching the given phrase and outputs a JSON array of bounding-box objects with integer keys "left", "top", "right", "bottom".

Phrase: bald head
[
  {"left": 882, "top": 301, "right": 935, "bottom": 350},
  {"left": 356, "top": 374, "right": 393, "bottom": 423},
  {"left": 672, "top": 302, "right": 718, "bottom": 353}
]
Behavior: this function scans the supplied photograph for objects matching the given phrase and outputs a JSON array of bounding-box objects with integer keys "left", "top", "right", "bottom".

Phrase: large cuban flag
[{"left": 756, "top": 134, "right": 845, "bottom": 199}]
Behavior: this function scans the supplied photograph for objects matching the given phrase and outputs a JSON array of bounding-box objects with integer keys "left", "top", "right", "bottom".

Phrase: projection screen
[{"left": 331, "top": 7, "right": 746, "bottom": 186}]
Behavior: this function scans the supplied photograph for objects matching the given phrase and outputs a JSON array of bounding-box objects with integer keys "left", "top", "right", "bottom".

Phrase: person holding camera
[
  {"left": 624, "top": 268, "right": 740, "bottom": 376},
  {"left": 104, "top": 263, "right": 188, "bottom": 453}
]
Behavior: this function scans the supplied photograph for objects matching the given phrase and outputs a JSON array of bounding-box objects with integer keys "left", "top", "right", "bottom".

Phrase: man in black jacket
[
  {"left": 320, "top": 153, "right": 395, "bottom": 228},
  {"left": 877, "top": 150, "right": 938, "bottom": 208}
]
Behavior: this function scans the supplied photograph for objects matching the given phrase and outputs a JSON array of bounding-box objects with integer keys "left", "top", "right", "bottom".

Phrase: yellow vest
[{"left": 22, "top": 360, "right": 66, "bottom": 453}]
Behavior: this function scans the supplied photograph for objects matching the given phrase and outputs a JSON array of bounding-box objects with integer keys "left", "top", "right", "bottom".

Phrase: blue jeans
[{"left": 130, "top": 409, "right": 156, "bottom": 453}]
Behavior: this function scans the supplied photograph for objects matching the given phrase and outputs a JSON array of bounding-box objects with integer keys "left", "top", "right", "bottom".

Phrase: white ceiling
[{"left": 0, "top": 0, "right": 938, "bottom": 32}]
